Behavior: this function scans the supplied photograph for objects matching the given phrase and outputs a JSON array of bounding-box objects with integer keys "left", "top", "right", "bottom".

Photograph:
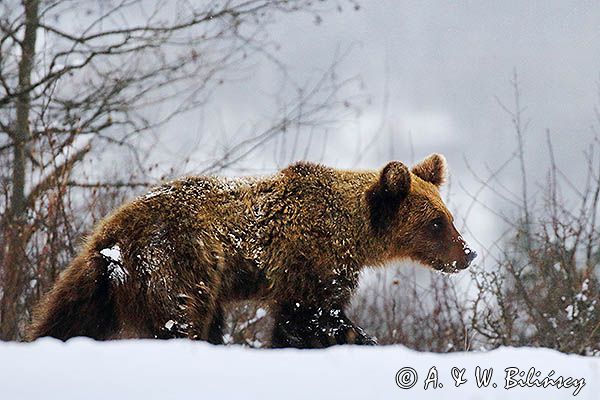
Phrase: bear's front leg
[
  {"left": 271, "top": 302, "right": 377, "bottom": 348},
  {"left": 322, "top": 307, "right": 378, "bottom": 346}
]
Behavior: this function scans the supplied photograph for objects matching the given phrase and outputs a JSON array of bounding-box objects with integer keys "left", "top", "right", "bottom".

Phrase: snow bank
[{"left": 1, "top": 339, "right": 598, "bottom": 400}]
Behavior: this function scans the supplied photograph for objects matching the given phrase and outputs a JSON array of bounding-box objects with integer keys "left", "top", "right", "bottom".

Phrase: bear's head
[{"left": 367, "top": 154, "right": 476, "bottom": 273}]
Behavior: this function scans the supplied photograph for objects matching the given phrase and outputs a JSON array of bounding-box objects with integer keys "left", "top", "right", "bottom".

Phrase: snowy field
[{"left": 1, "top": 338, "right": 597, "bottom": 400}]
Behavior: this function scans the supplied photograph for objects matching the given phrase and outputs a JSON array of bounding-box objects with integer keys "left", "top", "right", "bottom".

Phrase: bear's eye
[{"left": 430, "top": 217, "right": 445, "bottom": 233}]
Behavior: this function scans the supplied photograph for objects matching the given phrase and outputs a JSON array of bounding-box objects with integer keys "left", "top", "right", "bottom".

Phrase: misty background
[{"left": 149, "top": 0, "right": 600, "bottom": 258}]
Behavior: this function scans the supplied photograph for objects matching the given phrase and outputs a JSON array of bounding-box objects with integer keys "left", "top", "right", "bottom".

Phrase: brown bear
[{"left": 27, "top": 154, "right": 476, "bottom": 348}]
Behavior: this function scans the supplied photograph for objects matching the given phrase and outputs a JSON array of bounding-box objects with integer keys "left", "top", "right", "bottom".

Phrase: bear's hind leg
[{"left": 148, "top": 275, "right": 220, "bottom": 341}]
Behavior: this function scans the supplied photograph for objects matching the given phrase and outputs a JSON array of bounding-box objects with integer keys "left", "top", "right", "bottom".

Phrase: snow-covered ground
[{"left": 1, "top": 338, "right": 597, "bottom": 400}]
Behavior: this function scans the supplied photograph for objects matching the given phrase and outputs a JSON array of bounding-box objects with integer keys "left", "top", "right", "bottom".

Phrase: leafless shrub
[
  {"left": 467, "top": 73, "right": 600, "bottom": 355},
  {"left": 348, "top": 266, "right": 474, "bottom": 352},
  {"left": 224, "top": 302, "right": 273, "bottom": 348},
  {"left": 471, "top": 137, "right": 600, "bottom": 354}
]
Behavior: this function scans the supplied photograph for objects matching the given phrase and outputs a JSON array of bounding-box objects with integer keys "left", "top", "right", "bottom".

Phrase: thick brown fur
[{"left": 27, "top": 154, "right": 475, "bottom": 347}]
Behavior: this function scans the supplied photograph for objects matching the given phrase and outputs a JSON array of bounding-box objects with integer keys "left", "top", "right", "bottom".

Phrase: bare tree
[{"left": 0, "top": 0, "right": 361, "bottom": 340}]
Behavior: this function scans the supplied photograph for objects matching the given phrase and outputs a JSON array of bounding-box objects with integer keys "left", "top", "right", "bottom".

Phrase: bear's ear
[
  {"left": 411, "top": 153, "right": 447, "bottom": 187},
  {"left": 377, "top": 161, "right": 411, "bottom": 199},
  {"left": 367, "top": 162, "right": 411, "bottom": 231}
]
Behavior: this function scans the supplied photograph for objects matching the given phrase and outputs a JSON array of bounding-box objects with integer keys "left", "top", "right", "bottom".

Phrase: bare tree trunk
[{"left": 0, "top": 0, "right": 39, "bottom": 341}]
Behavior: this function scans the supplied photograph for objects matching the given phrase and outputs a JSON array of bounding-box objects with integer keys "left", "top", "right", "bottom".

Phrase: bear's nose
[{"left": 465, "top": 248, "right": 477, "bottom": 265}]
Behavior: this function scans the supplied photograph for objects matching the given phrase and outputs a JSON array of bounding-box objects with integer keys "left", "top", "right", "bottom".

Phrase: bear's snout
[
  {"left": 437, "top": 242, "right": 477, "bottom": 272},
  {"left": 465, "top": 248, "right": 477, "bottom": 265},
  {"left": 456, "top": 247, "right": 477, "bottom": 269},
  {"left": 463, "top": 247, "right": 477, "bottom": 268}
]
